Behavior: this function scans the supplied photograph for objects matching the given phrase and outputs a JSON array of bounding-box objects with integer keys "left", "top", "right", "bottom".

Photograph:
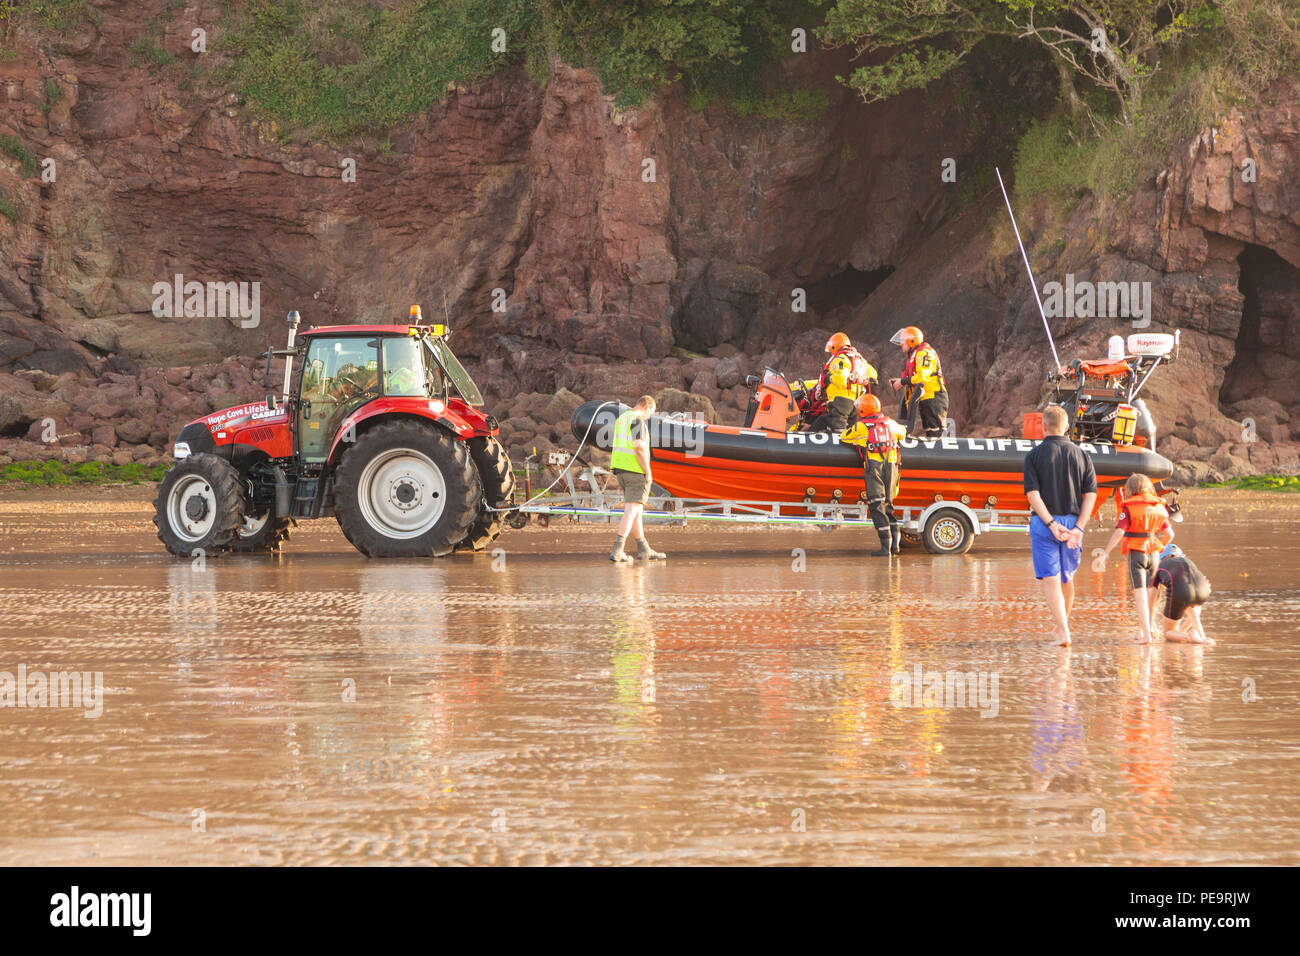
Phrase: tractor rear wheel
[
  {"left": 334, "top": 420, "right": 481, "bottom": 557},
  {"left": 229, "top": 511, "right": 294, "bottom": 553},
  {"left": 153, "top": 453, "right": 246, "bottom": 556},
  {"left": 455, "top": 436, "right": 516, "bottom": 552}
]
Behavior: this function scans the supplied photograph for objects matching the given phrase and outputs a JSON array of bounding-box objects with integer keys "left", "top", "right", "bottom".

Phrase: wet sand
[{"left": 1, "top": 485, "right": 1298, "bottom": 865}]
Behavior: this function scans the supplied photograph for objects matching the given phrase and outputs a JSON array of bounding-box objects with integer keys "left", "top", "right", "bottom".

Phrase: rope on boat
[{"left": 483, "top": 400, "right": 619, "bottom": 514}]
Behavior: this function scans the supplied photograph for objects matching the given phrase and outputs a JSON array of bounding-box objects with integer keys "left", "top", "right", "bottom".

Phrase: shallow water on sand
[{"left": 0, "top": 488, "right": 1297, "bottom": 865}]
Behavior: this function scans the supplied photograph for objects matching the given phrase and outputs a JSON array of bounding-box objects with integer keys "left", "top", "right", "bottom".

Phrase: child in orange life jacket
[
  {"left": 1099, "top": 473, "right": 1173, "bottom": 644},
  {"left": 841, "top": 393, "right": 908, "bottom": 556}
]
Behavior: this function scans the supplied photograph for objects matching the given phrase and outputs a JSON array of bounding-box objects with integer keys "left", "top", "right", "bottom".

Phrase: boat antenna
[{"left": 995, "top": 167, "right": 1061, "bottom": 371}]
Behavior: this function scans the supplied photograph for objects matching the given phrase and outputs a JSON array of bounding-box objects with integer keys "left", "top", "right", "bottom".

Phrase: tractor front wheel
[
  {"left": 334, "top": 421, "right": 482, "bottom": 557},
  {"left": 153, "top": 453, "right": 246, "bottom": 556}
]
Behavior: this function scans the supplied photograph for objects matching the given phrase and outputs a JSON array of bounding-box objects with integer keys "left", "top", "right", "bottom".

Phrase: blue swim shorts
[{"left": 1029, "top": 513, "right": 1081, "bottom": 582}]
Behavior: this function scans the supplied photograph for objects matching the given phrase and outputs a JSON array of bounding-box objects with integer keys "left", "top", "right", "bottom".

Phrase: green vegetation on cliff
[
  {"left": 1205, "top": 474, "right": 1300, "bottom": 492},
  {"left": 8, "top": 1, "right": 1300, "bottom": 205},
  {"left": 211, "top": 0, "right": 1300, "bottom": 207},
  {"left": 216, "top": 0, "right": 823, "bottom": 137},
  {"left": 218, "top": 0, "right": 544, "bottom": 138},
  {"left": 0, "top": 460, "right": 167, "bottom": 486},
  {"left": 0, "top": 0, "right": 92, "bottom": 32},
  {"left": 1010, "top": 2, "right": 1300, "bottom": 208},
  {"left": 0, "top": 133, "right": 39, "bottom": 176}
]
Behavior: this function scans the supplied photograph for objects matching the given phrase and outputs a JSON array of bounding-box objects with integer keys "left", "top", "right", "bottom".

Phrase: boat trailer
[{"left": 508, "top": 451, "right": 1035, "bottom": 555}]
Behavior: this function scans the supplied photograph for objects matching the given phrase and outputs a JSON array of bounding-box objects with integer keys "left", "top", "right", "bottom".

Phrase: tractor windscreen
[{"left": 425, "top": 337, "right": 484, "bottom": 406}]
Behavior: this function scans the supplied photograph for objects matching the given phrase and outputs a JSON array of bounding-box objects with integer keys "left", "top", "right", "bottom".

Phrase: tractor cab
[{"left": 292, "top": 319, "right": 485, "bottom": 463}]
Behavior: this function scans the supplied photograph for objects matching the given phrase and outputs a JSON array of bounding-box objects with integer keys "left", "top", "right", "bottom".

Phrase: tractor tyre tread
[{"left": 454, "top": 436, "right": 516, "bottom": 552}]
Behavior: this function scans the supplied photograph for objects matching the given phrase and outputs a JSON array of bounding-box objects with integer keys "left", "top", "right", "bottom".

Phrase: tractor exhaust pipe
[
  {"left": 282, "top": 310, "right": 301, "bottom": 400},
  {"left": 272, "top": 465, "right": 291, "bottom": 518}
]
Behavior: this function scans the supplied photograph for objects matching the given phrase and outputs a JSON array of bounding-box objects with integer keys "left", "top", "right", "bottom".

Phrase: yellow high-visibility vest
[{"left": 611, "top": 409, "right": 644, "bottom": 473}]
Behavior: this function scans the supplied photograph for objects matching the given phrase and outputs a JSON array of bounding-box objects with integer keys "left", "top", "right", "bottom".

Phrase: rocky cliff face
[
  {"left": 1, "top": 0, "right": 1298, "bottom": 483},
  {"left": 853, "top": 92, "right": 1300, "bottom": 483}
]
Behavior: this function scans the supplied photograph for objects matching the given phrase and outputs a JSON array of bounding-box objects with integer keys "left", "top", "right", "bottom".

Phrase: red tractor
[{"left": 153, "top": 307, "right": 515, "bottom": 557}]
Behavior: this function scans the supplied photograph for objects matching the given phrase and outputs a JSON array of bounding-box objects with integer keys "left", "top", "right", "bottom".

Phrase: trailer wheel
[
  {"left": 922, "top": 508, "right": 974, "bottom": 555},
  {"left": 454, "top": 437, "right": 517, "bottom": 552},
  {"left": 900, "top": 530, "right": 922, "bottom": 549},
  {"left": 334, "top": 421, "right": 482, "bottom": 557},
  {"left": 153, "top": 453, "right": 245, "bottom": 556}
]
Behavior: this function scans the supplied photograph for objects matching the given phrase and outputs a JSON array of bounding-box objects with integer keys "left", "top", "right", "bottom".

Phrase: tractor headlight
[{"left": 173, "top": 441, "right": 191, "bottom": 459}]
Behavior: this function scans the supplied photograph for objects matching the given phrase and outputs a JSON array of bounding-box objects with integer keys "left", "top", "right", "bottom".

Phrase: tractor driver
[
  {"left": 331, "top": 362, "right": 378, "bottom": 401},
  {"left": 793, "top": 332, "right": 877, "bottom": 433},
  {"left": 383, "top": 341, "right": 426, "bottom": 397}
]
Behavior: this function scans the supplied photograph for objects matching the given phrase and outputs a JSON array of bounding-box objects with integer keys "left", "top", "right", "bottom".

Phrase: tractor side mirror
[{"left": 265, "top": 394, "right": 278, "bottom": 412}]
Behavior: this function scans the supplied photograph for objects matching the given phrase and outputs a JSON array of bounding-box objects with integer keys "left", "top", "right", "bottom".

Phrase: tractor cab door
[{"left": 297, "top": 336, "right": 381, "bottom": 463}]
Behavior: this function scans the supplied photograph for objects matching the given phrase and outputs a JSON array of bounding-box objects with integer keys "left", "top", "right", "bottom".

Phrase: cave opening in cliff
[
  {"left": 1219, "top": 243, "right": 1300, "bottom": 409},
  {"left": 806, "top": 264, "right": 894, "bottom": 319},
  {"left": 0, "top": 418, "right": 31, "bottom": 438}
]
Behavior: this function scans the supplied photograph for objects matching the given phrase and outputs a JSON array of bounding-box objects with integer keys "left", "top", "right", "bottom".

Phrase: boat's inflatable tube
[{"left": 571, "top": 400, "right": 1172, "bottom": 497}]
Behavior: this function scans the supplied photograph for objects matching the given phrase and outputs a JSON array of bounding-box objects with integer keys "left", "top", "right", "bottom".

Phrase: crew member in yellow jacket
[
  {"left": 792, "top": 332, "right": 878, "bottom": 432},
  {"left": 841, "top": 393, "right": 908, "bottom": 557},
  {"left": 888, "top": 326, "right": 948, "bottom": 438}
]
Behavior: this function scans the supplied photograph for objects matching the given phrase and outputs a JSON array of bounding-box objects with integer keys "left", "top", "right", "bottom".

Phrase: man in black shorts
[{"left": 608, "top": 395, "right": 666, "bottom": 563}]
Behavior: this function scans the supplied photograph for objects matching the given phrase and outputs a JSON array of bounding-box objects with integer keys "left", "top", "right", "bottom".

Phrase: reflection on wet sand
[{"left": 0, "top": 490, "right": 1298, "bottom": 864}]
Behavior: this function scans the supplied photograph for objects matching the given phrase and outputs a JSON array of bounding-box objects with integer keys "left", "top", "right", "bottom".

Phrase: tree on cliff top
[
  {"left": 548, "top": 0, "right": 820, "bottom": 109},
  {"left": 819, "top": 1, "right": 1220, "bottom": 125}
]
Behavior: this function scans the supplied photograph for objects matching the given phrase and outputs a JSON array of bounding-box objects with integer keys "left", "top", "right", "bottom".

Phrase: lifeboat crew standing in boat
[
  {"left": 889, "top": 326, "right": 948, "bottom": 439},
  {"left": 794, "top": 332, "right": 878, "bottom": 433},
  {"left": 841, "top": 393, "right": 908, "bottom": 557}
]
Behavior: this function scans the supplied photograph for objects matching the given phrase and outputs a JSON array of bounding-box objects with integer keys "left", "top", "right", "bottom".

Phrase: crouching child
[{"left": 1152, "top": 543, "right": 1213, "bottom": 644}]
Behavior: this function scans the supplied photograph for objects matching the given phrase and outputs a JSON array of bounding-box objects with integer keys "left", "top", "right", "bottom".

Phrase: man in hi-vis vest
[{"left": 609, "top": 395, "right": 666, "bottom": 563}]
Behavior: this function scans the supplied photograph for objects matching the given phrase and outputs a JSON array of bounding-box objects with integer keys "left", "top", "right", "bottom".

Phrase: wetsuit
[{"left": 1154, "top": 555, "right": 1211, "bottom": 621}]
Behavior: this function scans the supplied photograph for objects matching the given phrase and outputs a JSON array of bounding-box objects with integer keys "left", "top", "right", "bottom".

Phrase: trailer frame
[{"left": 510, "top": 451, "right": 1033, "bottom": 554}]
